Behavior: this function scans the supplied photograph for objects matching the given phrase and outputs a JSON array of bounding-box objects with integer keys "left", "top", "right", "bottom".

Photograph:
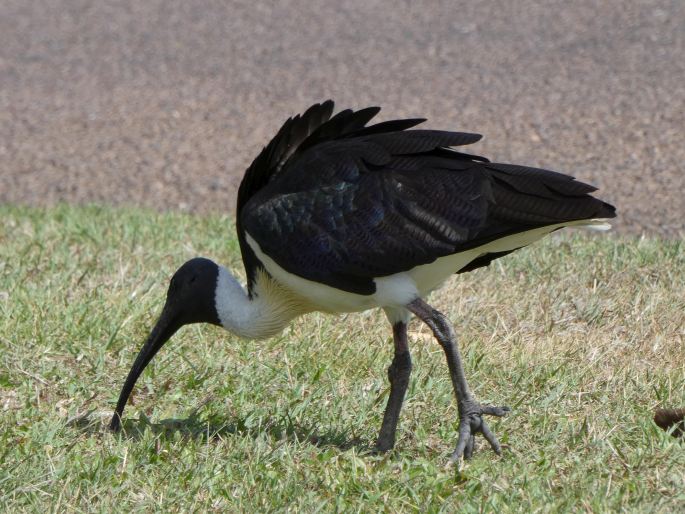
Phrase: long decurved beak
[{"left": 110, "top": 306, "right": 181, "bottom": 432}]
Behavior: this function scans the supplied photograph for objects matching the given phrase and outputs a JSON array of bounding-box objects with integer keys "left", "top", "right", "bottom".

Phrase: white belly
[{"left": 245, "top": 219, "right": 609, "bottom": 314}]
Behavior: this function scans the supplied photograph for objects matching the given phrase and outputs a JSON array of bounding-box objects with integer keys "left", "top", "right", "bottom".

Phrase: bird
[{"left": 109, "top": 100, "right": 616, "bottom": 461}]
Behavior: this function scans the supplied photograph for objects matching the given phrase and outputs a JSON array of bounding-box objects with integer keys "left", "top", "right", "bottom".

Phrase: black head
[
  {"left": 164, "top": 257, "right": 222, "bottom": 327},
  {"left": 109, "top": 257, "right": 221, "bottom": 431}
]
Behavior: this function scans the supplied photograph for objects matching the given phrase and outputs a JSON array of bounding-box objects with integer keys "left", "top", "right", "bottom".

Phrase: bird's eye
[{"left": 190, "top": 275, "right": 197, "bottom": 284}]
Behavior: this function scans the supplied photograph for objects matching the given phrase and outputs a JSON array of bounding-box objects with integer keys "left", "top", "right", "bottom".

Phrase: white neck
[{"left": 214, "top": 266, "right": 310, "bottom": 340}]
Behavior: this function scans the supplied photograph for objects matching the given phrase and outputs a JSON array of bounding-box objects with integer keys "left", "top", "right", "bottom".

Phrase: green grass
[{"left": 1, "top": 204, "right": 684, "bottom": 512}]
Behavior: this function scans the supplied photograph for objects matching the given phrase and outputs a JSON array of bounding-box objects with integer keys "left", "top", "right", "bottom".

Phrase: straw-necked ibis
[{"left": 110, "top": 101, "right": 616, "bottom": 461}]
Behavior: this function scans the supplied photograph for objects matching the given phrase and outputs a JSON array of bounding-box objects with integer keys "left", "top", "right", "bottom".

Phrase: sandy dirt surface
[{"left": 1, "top": 0, "right": 683, "bottom": 236}]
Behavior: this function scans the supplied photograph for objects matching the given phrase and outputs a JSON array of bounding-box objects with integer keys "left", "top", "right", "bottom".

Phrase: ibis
[{"left": 110, "top": 101, "right": 616, "bottom": 461}]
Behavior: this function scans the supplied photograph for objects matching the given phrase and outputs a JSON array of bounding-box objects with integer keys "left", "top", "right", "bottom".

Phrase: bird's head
[{"left": 109, "top": 257, "right": 221, "bottom": 431}]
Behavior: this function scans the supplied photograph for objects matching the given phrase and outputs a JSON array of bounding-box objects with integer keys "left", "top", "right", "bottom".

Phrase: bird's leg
[
  {"left": 407, "top": 298, "right": 509, "bottom": 461},
  {"left": 375, "top": 321, "right": 412, "bottom": 452}
]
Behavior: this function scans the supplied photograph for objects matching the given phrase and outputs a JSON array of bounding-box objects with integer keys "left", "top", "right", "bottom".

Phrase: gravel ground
[{"left": 1, "top": 0, "right": 683, "bottom": 236}]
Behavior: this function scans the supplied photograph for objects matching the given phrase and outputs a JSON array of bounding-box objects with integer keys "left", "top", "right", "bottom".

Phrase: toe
[
  {"left": 464, "top": 435, "right": 476, "bottom": 459},
  {"left": 480, "top": 420, "right": 502, "bottom": 455},
  {"left": 374, "top": 438, "right": 394, "bottom": 453},
  {"left": 452, "top": 421, "right": 472, "bottom": 460},
  {"left": 481, "top": 405, "right": 511, "bottom": 417}
]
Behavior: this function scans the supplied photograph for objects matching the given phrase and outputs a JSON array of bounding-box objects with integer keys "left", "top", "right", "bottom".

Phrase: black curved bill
[{"left": 109, "top": 307, "right": 181, "bottom": 432}]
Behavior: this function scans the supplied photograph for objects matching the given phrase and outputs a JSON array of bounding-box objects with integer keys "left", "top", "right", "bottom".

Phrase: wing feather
[{"left": 238, "top": 103, "right": 616, "bottom": 295}]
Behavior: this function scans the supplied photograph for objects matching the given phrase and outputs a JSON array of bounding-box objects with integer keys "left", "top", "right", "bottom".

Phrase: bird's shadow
[{"left": 69, "top": 410, "right": 368, "bottom": 452}]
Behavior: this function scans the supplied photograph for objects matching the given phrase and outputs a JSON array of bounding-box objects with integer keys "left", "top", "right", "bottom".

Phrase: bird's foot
[
  {"left": 373, "top": 437, "right": 394, "bottom": 454},
  {"left": 451, "top": 400, "right": 510, "bottom": 462}
]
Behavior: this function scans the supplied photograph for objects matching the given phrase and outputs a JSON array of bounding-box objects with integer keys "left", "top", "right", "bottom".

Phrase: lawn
[{"left": 1, "top": 204, "right": 683, "bottom": 512}]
